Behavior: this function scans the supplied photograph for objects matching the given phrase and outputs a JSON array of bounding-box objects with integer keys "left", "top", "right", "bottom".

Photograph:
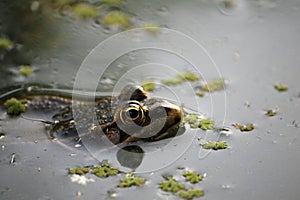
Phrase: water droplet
[
  {"left": 0, "top": 133, "right": 5, "bottom": 140},
  {"left": 233, "top": 51, "right": 240, "bottom": 61}
]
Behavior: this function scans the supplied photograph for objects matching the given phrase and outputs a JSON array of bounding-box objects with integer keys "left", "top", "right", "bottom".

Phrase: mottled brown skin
[{"left": 19, "top": 85, "right": 183, "bottom": 145}]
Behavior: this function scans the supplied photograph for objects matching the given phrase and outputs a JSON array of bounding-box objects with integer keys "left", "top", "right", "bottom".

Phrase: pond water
[{"left": 1, "top": 0, "right": 300, "bottom": 199}]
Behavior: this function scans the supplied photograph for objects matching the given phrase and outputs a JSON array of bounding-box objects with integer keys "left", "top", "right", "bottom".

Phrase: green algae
[
  {"left": 4, "top": 98, "right": 26, "bottom": 116},
  {"left": 117, "top": 174, "right": 146, "bottom": 188},
  {"left": 201, "top": 141, "right": 227, "bottom": 150}
]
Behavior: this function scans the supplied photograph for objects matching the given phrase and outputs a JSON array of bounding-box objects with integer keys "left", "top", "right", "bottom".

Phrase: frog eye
[{"left": 119, "top": 101, "right": 146, "bottom": 126}]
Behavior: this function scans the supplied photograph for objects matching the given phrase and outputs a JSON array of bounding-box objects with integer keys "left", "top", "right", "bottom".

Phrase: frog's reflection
[
  {"left": 116, "top": 145, "right": 144, "bottom": 170},
  {"left": 115, "top": 125, "right": 185, "bottom": 170}
]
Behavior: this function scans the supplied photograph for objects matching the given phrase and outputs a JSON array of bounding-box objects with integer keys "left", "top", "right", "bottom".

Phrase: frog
[{"left": 2, "top": 84, "right": 183, "bottom": 145}]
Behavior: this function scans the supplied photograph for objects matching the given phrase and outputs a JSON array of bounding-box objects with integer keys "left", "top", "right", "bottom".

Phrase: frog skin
[{"left": 10, "top": 85, "right": 183, "bottom": 145}]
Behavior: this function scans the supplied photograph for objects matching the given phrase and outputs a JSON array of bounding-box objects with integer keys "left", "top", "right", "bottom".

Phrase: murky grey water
[{"left": 1, "top": 0, "right": 300, "bottom": 199}]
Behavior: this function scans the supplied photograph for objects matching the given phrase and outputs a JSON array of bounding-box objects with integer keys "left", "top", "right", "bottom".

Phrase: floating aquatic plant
[
  {"left": 102, "top": 11, "right": 131, "bottom": 29},
  {"left": 142, "top": 80, "right": 155, "bottom": 92},
  {"left": 159, "top": 177, "right": 185, "bottom": 193},
  {"left": 199, "top": 79, "right": 225, "bottom": 92},
  {"left": 118, "top": 173, "right": 146, "bottom": 188},
  {"left": 201, "top": 141, "right": 227, "bottom": 150},
  {"left": 198, "top": 118, "right": 214, "bottom": 130},
  {"left": 183, "top": 171, "right": 202, "bottom": 184},
  {"left": 232, "top": 123, "right": 254, "bottom": 132},
  {"left": 274, "top": 83, "right": 288, "bottom": 92},
  {"left": 72, "top": 3, "right": 98, "bottom": 19},
  {"left": 178, "top": 188, "right": 204, "bottom": 199},
  {"left": 91, "top": 162, "right": 119, "bottom": 178},
  {"left": 4, "top": 98, "right": 26, "bottom": 116},
  {"left": 68, "top": 167, "right": 89, "bottom": 175}
]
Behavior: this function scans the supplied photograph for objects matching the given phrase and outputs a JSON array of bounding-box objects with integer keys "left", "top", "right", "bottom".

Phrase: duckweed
[
  {"left": 161, "top": 77, "right": 184, "bottom": 85},
  {"left": 233, "top": 123, "right": 254, "bottom": 132},
  {"left": 142, "top": 80, "right": 155, "bottom": 92},
  {"left": 198, "top": 118, "right": 214, "bottom": 130},
  {"left": 199, "top": 79, "right": 225, "bottom": 92},
  {"left": 184, "top": 114, "right": 200, "bottom": 128},
  {"left": 72, "top": 3, "right": 98, "bottom": 19},
  {"left": 19, "top": 65, "right": 33, "bottom": 76},
  {"left": 223, "top": 0, "right": 236, "bottom": 8},
  {"left": 266, "top": 109, "right": 276, "bottom": 117},
  {"left": 179, "top": 72, "right": 199, "bottom": 82},
  {"left": 53, "top": 0, "right": 71, "bottom": 7},
  {"left": 68, "top": 167, "right": 89, "bottom": 175},
  {"left": 91, "top": 162, "right": 119, "bottom": 178},
  {"left": 141, "top": 22, "right": 160, "bottom": 33},
  {"left": 274, "top": 83, "right": 288, "bottom": 92},
  {"left": 183, "top": 171, "right": 202, "bottom": 184},
  {"left": 196, "top": 92, "right": 204, "bottom": 97},
  {"left": 102, "top": 11, "right": 131, "bottom": 29},
  {"left": 0, "top": 38, "right": 12, "bottom": 50},
  {"left": 201, "top": 141, "right": 227, "bottom": 150},
  {"left": 117, "top": 174, "right": 146, "bottom": 188},
  {"left": 179, "top": 188, "right": 204, "bottom": 199},
  {"left": 4, "top": 98, "right": 26, "bottom": 116},
  {"left": 161, "top": 72, "right": 199, "bottom": 86},
  {"left": 101, "top": 0, "right": 122, "bottom": 6},
  {"left": 159, "top": 177, "right": 185, "bottom": 193}
]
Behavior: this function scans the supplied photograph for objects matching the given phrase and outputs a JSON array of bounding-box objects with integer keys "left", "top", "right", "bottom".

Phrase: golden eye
[{"left": 119, "top": 101, "right": 146, "bottom": 125}]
